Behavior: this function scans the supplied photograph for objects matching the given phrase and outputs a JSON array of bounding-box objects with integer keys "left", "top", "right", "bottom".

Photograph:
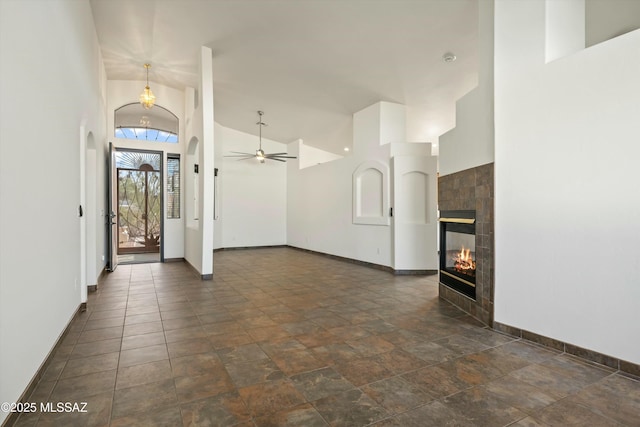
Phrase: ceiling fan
[{"left": 225, "top": 111, "right": 297, "bottom": 163}]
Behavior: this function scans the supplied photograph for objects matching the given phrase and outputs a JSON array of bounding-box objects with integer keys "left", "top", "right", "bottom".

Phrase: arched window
[{"left": 114, "top": 103, "right": 178, "bottom": 143}]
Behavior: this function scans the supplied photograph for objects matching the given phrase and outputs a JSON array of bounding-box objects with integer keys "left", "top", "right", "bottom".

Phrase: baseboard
[
  {"left": 287, "top": 245, "right": 392, "bottom": 272},
  {"left": 184, "top": 259, "right": 213, "bottom": 281},
  {"left": 285, "top": 245, "right": 436, "bottom": 276},
  {"left": 214, "top": 245, "right": 288, "bottom": 252},
  {"left": 164, "top": 257, "right": 185, "bottom": 263},
  {"left": 493, "top": 321, "right": 640, "bottom": 379},
  {"left": 2, "top": 304, "right": 84, "bottom": 427},
  {"left": 394, "top": 269, "right": 438, "bottom": 276},
  {"left": 98, "top": 265, "right": 108, "bottom": 282},
  {"left": 88, "top": 266, "right": 109, "bottom": 293}
]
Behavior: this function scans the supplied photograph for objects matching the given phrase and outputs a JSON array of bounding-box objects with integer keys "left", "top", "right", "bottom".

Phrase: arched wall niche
[{"left": 352, "top": 160, "right": 390, "bottom": 226}]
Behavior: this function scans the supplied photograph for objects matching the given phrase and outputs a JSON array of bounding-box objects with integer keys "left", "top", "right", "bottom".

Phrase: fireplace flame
[{"left": 454, "top": 245, "right": 476, "bottom": 274}]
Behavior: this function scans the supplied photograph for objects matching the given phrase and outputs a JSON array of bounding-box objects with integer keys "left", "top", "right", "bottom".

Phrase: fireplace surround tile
[{"left": 438, "top": 163, "right": 494, "bottom": 326}]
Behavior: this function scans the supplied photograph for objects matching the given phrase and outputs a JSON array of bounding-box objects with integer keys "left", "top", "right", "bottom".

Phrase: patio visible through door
[{"left": 115, "top": 150, "right": 162, "bottom": 264}]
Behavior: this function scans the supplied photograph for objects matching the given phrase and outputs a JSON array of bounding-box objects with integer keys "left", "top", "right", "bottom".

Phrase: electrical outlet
[{"left": 101, "top": 255, "right": 105, "bottom": 261}]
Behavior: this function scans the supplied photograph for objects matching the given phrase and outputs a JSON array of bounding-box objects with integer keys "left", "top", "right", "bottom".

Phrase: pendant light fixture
[{"left": 139, "top": 63, "right": 156, "bottom": 109}]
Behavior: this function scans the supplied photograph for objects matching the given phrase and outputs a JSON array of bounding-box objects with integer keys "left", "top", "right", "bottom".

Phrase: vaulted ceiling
[{"left": 91, "top": 0, "right": 479, "bottom": 153}]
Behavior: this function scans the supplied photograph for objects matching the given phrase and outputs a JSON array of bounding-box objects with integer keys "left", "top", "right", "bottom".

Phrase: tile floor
[{"left": 13, "top": 248, "right": 640, "bottom": 426}]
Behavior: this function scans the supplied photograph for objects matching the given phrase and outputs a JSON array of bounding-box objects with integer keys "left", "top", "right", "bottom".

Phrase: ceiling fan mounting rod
[{"left": 256, "top": 110, "right": 267, "bottom": 151}]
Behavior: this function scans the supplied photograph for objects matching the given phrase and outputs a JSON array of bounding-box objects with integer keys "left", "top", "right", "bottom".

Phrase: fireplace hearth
[{"left": 440, "top": 210, "right": 476, "bottom": 299}]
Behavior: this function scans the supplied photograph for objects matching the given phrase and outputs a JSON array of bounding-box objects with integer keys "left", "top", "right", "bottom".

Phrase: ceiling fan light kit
[{"left": 224, "top": 111, "right": 297, "bottom": 164}]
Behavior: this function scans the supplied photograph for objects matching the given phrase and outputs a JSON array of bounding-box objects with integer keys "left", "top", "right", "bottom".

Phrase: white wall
[
  {"left": 494, "top": 0, "right": 640, "bottom": 364},
  {"left": 200, "top": 47, "right": 216, "bottom": 276},
  {"left": 298, "top": 140, "right": 343, "bottom": 169},
  {"left": 439, "top": 0, "right": 495, "bottom": 177},
  {"left": 87, "top": 47, "right": 108, "bottom": 290},
  {"left": 213, "top": 124, "right": 287, "bottom": 248},
  {"left": 184, "top": 47, "right": 215, "bottom": 277},
  {"left": 184, "top": 87, "right": 203, "bottom": 271},
  {"left": 586, "top": 0, "right": 640, "bottom": 47},
  {"left": 0, "top": 0, "right": 106, "bottom": 423},
  {"left": 213, "top": 123, "right": 224, "bottom": 249},
  {"left": 84, "top": 130, "right": 105, "bottom": 290},
  {"left": 288, "top": 102, "right": 400, "bottom": 267},
  {"left": 390, "top": 143, "right": 439, "bottom": 270},
  {"left": 107, "top": 80, "right": 186, "bottom": 259}
]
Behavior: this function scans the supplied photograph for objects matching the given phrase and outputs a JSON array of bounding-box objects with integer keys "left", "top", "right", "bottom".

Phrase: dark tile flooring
[{"left": 14, "top": 248, "right": 640, "bottom": 426}]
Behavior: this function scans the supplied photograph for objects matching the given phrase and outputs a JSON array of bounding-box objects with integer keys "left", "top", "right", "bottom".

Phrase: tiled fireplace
[
  {"left": 438, "top": 163, "right": 494, "bottom": 325},
  {"left": 438, "top": 164, "right": 640, "bottom": 377}
]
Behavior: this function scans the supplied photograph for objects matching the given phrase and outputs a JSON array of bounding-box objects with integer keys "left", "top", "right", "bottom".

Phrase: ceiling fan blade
[
  {"left": 237, "top": 157, "right": 256, "bottom": 161},
  {"left": 229, "top": 151, "right": 254, "bottom": 155},
  {"left": 267, "top": 157, "right": 286, "bottom": 162},
  {"left": 265, "top": 152, "right": 288, "bottom": 156},
  {"left": 267, "top": 155, "right": 297, "bottom": 159},
  {"left": 224, "top": 154, "right": 255, "bottom": 158}
]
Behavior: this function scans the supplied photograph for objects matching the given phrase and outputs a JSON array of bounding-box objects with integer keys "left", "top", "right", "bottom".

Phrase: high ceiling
[{"left": 90, "top": 0, "right": 479, "bottom": 154}]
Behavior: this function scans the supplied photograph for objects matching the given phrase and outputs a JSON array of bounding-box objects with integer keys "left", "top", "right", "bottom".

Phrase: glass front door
[{"left": 115, "top": 151, "right": 162, "bottom": 262}]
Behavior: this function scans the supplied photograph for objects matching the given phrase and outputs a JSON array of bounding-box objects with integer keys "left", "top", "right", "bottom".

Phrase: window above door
[{"left": 114, "top": 103, "right": 178, "bottom": 143}]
